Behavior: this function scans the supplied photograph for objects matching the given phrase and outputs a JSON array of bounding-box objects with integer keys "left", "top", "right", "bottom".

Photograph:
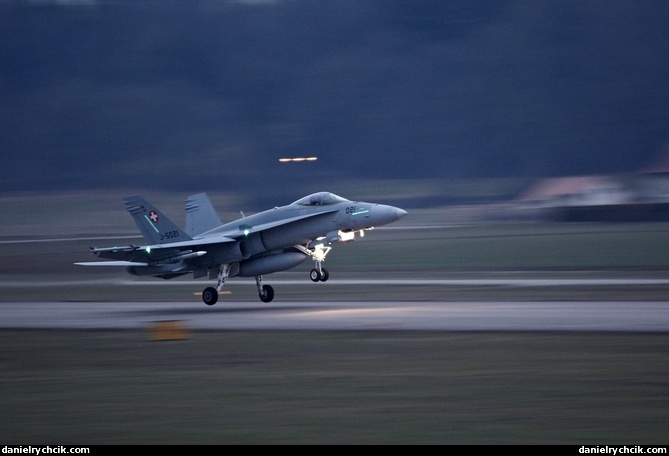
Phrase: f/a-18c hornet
[{"left": 76, "top": 192, "right": 407, "bottom": 305}]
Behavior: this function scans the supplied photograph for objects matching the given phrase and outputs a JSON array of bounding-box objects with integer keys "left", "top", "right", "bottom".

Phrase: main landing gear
[
  {"left": 201, "top": 279, "right": 274, "bottom": 305},
  {"left": 202, "top": 286, "right": 219, "bottom": 306},
  {"left": 256, "top": 275, "right": 275, "bottom": 303},
  {"left": 201, "top": 264, "right": 275, "bottom": 305},
  {"left": 201, "top": 241, "right": 333, "bottom": 305}
]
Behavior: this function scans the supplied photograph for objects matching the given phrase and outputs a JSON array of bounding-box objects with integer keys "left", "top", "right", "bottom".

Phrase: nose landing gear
[{"left": 295, "top": 243, "right": 332, "bottom": 283}]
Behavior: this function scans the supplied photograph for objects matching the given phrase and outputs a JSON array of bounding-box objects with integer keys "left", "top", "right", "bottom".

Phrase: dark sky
[{"left": 1, "top": 0, "right": 668, "bottom": 202}]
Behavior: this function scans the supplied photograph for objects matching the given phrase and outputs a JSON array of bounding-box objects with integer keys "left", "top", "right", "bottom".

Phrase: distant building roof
[
  {"left": 517, "top": 175, "right": 620, "bottom": 202},
  {"left": 639, "top": 146, "right": 669, "bottom": 174}
]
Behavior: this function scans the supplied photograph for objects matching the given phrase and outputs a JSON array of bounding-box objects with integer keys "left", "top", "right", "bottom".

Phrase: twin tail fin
[{"left": 123, "top": 195, "right": 192, "bottom": 245}]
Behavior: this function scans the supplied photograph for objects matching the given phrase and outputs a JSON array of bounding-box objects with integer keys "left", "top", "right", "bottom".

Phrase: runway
[
  {"left": 4, "top": 221, "right": 669, "bottom": 332},
  {"left": 1, "top": 299, "right": 668, "bottom": 331}
]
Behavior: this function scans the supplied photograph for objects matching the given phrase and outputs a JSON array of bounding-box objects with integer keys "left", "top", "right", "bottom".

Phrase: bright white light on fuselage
[
  {"left": 338, "top": 230, "right": 355, "bottom": 242},
  {"left": 279, "top": 157, "right": 318, "bottom": 163}
]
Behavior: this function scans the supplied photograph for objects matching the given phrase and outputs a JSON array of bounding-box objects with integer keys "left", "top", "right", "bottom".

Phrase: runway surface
[
  {"left": 2, "top": 299, "right": 668, "bottom": 331},
  {"left": 4, "top": 222, "right": 669, "bottom": 332}
]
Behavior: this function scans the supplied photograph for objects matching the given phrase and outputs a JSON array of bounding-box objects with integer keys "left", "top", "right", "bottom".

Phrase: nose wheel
[{"left": 310, "top": 267, "right": 329, "bottom": 282}]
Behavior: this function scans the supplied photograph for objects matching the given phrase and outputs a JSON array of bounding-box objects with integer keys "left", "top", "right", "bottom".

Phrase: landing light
[{"left": 279, "top": 157, "right": 318, "bottom": 163}]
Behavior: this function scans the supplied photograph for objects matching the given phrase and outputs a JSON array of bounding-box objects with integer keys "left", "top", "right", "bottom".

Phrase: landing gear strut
[{"left": 202, "top": 263, "right": 230, "bottom": 305}]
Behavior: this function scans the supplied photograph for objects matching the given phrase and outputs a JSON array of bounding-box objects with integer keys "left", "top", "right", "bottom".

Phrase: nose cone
[{"left": 373, "top": 204, "right": 408, "bottom": 226}]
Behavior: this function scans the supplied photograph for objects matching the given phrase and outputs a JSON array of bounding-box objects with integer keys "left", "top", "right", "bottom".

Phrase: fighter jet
[{"left": 76, "top": 192, "right": 407, "bottom": 305}]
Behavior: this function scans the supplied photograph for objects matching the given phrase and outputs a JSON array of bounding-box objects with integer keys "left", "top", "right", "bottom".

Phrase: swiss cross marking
[{"left": 149, "top": 211, "right": 159, "bottom": 223}]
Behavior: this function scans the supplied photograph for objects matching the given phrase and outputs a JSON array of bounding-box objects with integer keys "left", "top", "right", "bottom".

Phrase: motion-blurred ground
[{"left": 1, "top": 190, "right": 668, "bottom": 444}]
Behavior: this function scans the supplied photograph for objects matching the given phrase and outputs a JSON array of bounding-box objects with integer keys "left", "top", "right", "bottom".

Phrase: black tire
[
  {"left": 310, "top": 268, "right": 321, "bottom": 282},
  {"left": 320, "top": 268, "right": 329, "bottom": 282},
  {"left": 202, "top": 287, "right": 218, "bottom": 306},
  {"left": 259, "top": 284, "right": 274, "bottom": 303}
]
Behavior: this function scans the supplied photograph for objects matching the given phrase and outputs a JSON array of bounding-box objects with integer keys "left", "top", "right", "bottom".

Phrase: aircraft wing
[
  {"left": 81, "top": 210, "right": 337, "bottom": 263},
  {"left": 248, "top": 209, "right": 339, "bottom": 234},
  {"left": 75, "top": 260, "right": 150, "bottom": 267},
  {"left": 206, "top": 209, "right": 339, "bottom": 238},
  {"left": 84, "top": 236, "right": 237, "bottom": 262},
  {"left": 140, "top": 236, "right": 237, "bottom": 250}
]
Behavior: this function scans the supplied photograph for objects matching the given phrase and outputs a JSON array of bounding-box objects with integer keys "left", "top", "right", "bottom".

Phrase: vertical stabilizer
[
  {"left": 124, "top": 195, "right": 192, "bottom": 245},
  {"left": 185, "top": 193, "right": 223, "bottom": 236}
]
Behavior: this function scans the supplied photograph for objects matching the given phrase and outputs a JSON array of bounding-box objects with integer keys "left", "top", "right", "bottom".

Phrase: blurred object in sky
[{"left": 0, "top": 0, "right": 667, "bottom": 196}]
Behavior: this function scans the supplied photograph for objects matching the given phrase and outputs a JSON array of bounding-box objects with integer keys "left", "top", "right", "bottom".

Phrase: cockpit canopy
[{"left": 291, "top": 192, "right": 349, "bottom": 206}]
